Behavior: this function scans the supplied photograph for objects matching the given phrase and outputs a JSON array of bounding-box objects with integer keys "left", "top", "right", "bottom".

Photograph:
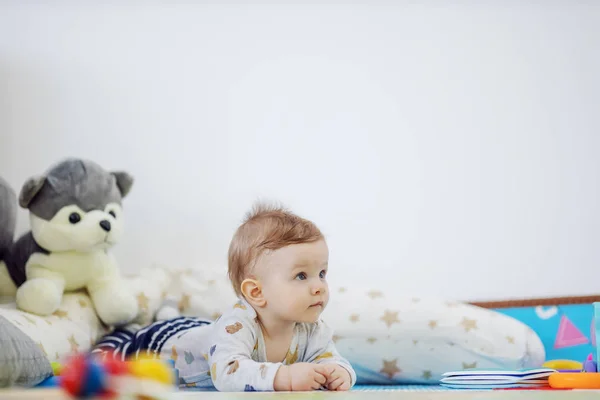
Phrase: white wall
[{"left": 0, "top": 1, "right": 598, "bottom": 302}]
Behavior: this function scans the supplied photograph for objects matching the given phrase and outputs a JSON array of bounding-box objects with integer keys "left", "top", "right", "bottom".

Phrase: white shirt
[{"left": 163, "top": 299, "right": 356, "bottom": 391}]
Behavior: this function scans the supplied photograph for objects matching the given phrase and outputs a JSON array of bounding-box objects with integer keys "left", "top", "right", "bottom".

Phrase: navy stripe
[{"left": 93, "top": 317, "right": 211, "bottom": 361}]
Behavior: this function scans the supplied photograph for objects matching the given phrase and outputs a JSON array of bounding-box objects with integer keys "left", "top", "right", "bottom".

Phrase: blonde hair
[{"left": 228, "top": 202, "right": 323, "bottom": 297}]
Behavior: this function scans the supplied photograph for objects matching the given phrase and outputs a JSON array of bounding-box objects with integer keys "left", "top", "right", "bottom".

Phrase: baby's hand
[
  {"left": 322, "top": 363, "right": 352, "bottom": 391},
  {"left": 274, "top": 363, "right": 328, "bottom": 391}
]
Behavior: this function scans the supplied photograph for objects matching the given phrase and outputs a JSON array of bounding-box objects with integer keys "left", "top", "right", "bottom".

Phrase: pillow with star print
[{"left": 318, "top": 285, "right": 546, "bottom": 384}]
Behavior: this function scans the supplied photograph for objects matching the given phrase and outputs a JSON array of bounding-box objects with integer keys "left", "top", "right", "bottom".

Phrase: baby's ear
[
  {"left": 241, "top": 279, "right": 266, "bottom": 308},
  {"left": 19, "top": 175, "right": 46, "bottom": 209}
]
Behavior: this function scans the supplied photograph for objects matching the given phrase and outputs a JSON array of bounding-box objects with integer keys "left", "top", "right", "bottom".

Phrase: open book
[{"left": 440, "top": 368, "right": 556, "bottom": 389}]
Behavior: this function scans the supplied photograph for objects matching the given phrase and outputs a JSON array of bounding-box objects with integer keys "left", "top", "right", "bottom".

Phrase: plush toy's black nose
[{"left": 99, "top": 220, "right": 111, "bottom": 232}]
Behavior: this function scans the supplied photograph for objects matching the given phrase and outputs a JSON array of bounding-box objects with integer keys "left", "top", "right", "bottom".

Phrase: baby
[{"left": 93, "top": 203, "right": 355, "bottom": 392}]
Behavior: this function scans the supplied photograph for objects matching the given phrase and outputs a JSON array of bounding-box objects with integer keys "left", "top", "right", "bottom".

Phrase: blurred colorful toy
[
  {"left": 549, "top": 372, "right": 600, "bottom": 389},
  {"left": 547, "top": 353, "right": 600, "bottom": 389},
  {"left": 51, "top": 361, "right": 63, "bottom": 376},
  {"left": 37, "top": 352, "right": 177, "bottom": 399},
  {"left": 542, "top": 359, "right": 582, "bottom": 371},
  {"left": 582, "top": 353, "right": 597, "bottom": 373}
]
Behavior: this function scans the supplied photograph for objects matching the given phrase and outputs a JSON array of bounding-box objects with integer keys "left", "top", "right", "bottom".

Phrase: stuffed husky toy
[
  {"left": 0, "top": 158, "right": 139, "bottom": 326},
  {"left": 0, "top": 177, "right": 17, "bottom": 298}
]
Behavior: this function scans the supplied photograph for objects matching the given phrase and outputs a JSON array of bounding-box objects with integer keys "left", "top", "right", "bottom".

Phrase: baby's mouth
[{"left": 310, "top": 301, "right": 324, "bottom": 308}]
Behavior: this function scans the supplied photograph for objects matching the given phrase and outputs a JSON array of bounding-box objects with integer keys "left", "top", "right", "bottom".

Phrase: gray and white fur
[{"left": 0, "top": 158, "right": 138, "bottom": 326}]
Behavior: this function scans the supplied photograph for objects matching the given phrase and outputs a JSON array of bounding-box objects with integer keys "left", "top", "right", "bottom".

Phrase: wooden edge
[{"left": 468, "top": 295, "right": 600, "bottom": 309}]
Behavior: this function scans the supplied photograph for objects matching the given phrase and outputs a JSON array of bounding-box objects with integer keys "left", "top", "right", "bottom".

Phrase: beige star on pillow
[
  {"left": 37, "top": 343, "right": 47, "bottom": 357},
  {"left": 380, "top": 310, "right": 400, "bottom": 328},
  {"left": 68, "top": 335, "right": 79, "bottom": 353},
  {"left": 53, "top": 310, "right": 69, "bottom": 320},
  {"left": 137, "top": 292, "right": 149, "bottom": 312},
  {"left": 380, "top": 359, "right": 401, "bottom": 379},
  {"left": 178, "top": 294, "right": 191, "bottom": 312},
  {"left": 460, "top": 317, "right": 478, "bottom": 332},
  {"left": 367, "top": 290, "right": 384, "bottom": 299}
]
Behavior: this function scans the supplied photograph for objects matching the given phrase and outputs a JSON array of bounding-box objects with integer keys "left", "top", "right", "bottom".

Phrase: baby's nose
[{"left": 312, "top": 283, "right": 326, "bottom": 295}]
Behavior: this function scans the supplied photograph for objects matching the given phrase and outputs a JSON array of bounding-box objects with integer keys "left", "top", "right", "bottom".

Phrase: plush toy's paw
[
  {"left": 91, "top": 286, "right": 139, "bottom": 326},
  {"left": 16, "top": 279, "right": 62, "bottom": 316}
]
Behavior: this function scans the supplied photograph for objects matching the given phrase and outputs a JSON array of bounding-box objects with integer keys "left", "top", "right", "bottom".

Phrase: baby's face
[{"left": 258, "top": 239, "right": 329, "bottom": 324}]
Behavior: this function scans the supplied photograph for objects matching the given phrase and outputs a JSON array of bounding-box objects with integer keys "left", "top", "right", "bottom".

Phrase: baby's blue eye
[
  {"left": 319, "top": 270, "right": 327, "bottom": 279},
  {"left": 295, "top": 272, "right": 307, "bottom": 280}
]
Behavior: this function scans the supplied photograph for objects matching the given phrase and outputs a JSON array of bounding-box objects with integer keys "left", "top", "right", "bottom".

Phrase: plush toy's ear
[
  {"left": 19, "top": 176, "right": 46, "bottom": 209},
  {"left": 111, "top": 171, "right": 134, "bottom": 198}
]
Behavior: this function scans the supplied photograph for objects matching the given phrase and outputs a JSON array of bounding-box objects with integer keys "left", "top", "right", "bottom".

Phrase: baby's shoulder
[{"left": 213, "top": 299, "right": 260, "bottom": 333}]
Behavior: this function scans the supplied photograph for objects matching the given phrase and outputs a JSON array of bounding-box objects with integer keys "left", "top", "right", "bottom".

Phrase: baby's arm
[
  {"left": 208, "top": 315, "right": 281, "bottom": 391},
  {"left": 209, "top": 313, "right": 329, "bottom": 392},
  {"left": 304, "top": 321, "right": 357, "bottom": 390}
]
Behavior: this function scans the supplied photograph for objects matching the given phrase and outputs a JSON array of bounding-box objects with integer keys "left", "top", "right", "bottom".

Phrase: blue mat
[
  {"left": 181, "top": 385, "right": 476, "bottom": 392},
  {"left": 352, "top": 385, "right": 454, "bottom": 392}
]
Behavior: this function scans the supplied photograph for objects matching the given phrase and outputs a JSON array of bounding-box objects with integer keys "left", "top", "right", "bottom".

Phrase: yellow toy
[{"left": 542, "top": 360, "right": 582, "bottom": 371}]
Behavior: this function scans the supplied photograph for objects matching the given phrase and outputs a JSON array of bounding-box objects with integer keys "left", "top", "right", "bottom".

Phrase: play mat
[{"left": 2, "top": 387, "right": 600, "bottom": 399}]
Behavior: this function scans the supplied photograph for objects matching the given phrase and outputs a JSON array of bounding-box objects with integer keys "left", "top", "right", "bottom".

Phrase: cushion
[
  {"left": 164, "top": 266, "right": 237, "bottom": 321},
  {"left": 124, "top": 265, "right": 175, "bottom": 325},
  {"left": 0, "top": 291, "right": 107, "bottom": 365},
  {"left": 0, "top": 315, "right": 52, "bottom": 387}
]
